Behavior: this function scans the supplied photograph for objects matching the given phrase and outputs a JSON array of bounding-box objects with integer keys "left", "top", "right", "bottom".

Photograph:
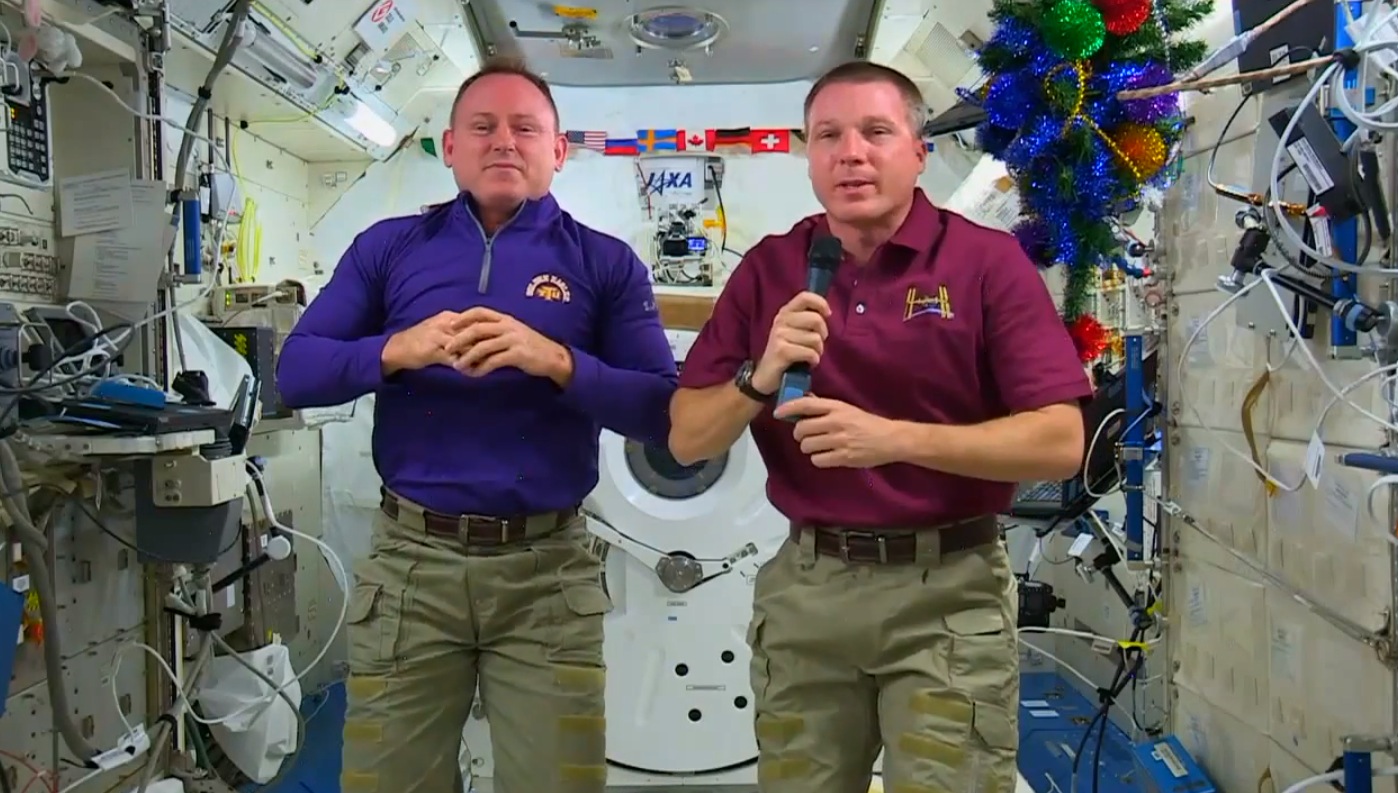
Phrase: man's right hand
[
  {"left": 381, "top": 311, "right": 463, "bottom": 375},
  {"left": 751, "top": 292, "right": 831, "bottom": 394}
]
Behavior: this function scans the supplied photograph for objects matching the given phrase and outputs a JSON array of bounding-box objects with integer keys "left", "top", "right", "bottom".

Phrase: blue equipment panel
[
  {"left": 1018, "top": 672, "right": 1141, "bottom": 792},
  {"left": 1132, "top": 735, "right": 1216, "bottom": 793},
  {"left": 1018, "top": 674, "right": 1216, "bottom": 793},
  {"left": 0, "top": 586, "right": 22, "bottom": 716}
]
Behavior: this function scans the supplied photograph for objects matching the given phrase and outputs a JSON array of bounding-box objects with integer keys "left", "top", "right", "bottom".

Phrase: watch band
[{"left": 735, "top": 360, "right": 773, "bottom": 402}]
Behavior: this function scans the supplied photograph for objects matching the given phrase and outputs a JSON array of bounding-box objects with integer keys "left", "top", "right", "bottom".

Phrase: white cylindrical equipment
[
  {"left": 460, "top": 328, "right": 786, "bottom": 786},
  {"left": 589, "top": 328, "right": 786, "bottom": 776}
]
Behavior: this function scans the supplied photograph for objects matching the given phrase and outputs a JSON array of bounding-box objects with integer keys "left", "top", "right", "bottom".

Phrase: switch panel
[
  {"left": 3, "top": 68, "right": 50, "bottom": 186},
  {"left": 0, "top": 303, "right": 23, "bottom": 433},
  {"left": 0, "top": 252, "right": 57, "bottom": 299}
]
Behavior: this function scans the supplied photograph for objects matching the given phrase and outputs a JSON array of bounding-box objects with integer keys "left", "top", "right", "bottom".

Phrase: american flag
[{"left": 566, "top": 130, "right": 607, "bottom": 152}]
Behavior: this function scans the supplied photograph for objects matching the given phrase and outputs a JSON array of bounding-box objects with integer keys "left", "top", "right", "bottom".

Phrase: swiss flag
[{"left": 749, "top": 129, "right": 790, "bottom": 153}]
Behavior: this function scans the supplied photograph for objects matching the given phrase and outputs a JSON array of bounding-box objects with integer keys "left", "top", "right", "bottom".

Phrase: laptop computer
[{"left": 1009, "top": 346, "right": 1161, "bottom": 523}]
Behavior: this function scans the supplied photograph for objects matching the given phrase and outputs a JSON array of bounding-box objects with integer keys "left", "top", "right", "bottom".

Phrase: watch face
[{"left": 736, "top": 360, "right": 753, "bottom": 385}]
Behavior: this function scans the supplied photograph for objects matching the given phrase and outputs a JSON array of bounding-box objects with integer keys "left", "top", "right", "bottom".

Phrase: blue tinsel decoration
[{"left": 959, "top": 14, "right": 1185, "bottom": 276}]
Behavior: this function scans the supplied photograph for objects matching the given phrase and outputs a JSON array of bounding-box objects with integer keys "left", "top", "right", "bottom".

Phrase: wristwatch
[{"left": 734, "top": 360, "right": 774, "bottom": 402}]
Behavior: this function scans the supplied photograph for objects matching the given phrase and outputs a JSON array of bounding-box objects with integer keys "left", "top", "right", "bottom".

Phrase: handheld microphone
[{"left": 776, "top": 235, "right": 843, "bottom": 418}]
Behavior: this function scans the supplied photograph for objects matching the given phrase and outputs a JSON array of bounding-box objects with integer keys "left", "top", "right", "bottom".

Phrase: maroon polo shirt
[{"left": 678, "top": 189, "right": 1093, "bottom": 527}]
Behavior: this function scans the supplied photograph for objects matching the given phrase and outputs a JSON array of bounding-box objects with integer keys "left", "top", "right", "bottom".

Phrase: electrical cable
[
  {"left": 0, "top": 440, "right": 98, "bottom": 763},
  {"left": 0, "top": 0, "right": 278, "bottom": 788},
  {"left": 707, "top": 163, "right": 746, "bottom": 263},
  {"left": 1160, "top": 5, "right": 1398, "bottom": 680},
  {"left": 172, "top": 0, "right": 252, "bottom": 198},
  {"left": 1280, "top": 765, "right": 1398, "bottom": 793},
  {"left": 177, "top": 465, "right": 347, "bottom": 727}
]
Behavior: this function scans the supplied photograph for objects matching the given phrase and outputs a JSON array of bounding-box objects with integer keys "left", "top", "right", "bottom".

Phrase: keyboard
[{"left": 1009, "top": 480, "right": 1063, "bottom": 519}]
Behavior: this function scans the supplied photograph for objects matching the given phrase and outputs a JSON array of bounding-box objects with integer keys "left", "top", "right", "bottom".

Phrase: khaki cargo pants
[
  {"left": 340, "top": 495, "right": 612, "bottom": 793},
  {"left": 749, "top": 528, "right": 1020, "bottom": 792}
]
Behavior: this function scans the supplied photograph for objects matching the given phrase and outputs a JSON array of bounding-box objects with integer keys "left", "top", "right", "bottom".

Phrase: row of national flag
[{"left": 565, "top": 128, "right": 936, "bottom": 157}]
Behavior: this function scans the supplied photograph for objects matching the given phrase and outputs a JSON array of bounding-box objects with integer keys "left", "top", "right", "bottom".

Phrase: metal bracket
[
  {"left": 169, "top": 760, "right": 240, "bottom": 793},
  {"left": 1344, "top": 734, "right": 1397, "bottom": 754},
  {"left": 1375, "top": 302, "right": 1398, "bottom": 365}
]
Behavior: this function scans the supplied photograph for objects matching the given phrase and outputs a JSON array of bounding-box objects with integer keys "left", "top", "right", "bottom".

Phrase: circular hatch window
[
  {"left": 626, "top": 7, "right": 727, "bottom": 50},
  {"left": 622, "top": 438, "right": 729, "bottom": 500}
]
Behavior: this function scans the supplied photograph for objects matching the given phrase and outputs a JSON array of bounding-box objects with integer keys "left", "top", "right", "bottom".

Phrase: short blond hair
[{"left": 803, "top": 61, "right": 927, "bottom": 134}]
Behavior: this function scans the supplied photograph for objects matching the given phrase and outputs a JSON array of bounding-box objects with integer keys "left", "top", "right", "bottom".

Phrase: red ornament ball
[
  {"left": 1068, "top": 314, "right": 1111, "bottom": 363},
  {"left": 1094, "top": 0, "right": 1151, "bottom": 36}
]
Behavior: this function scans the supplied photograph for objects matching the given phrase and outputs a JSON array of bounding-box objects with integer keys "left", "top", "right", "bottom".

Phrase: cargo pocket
[
  {"left": 563, "top": 582, "right": 612, "bottom": 616},
  {"left": 970, "top": 700, "right": 1020, "bottom": 792},
  {"left": 547, "top": 583, "right": 611, "bottom": 666},
  {"left": 346, "top": 583, "right": 401, "bottom": 674},
  {"left": 944, "top": 606, "right": 1017, "bottom": 704},
  {"left": 746, "top": 610, "right": 770, "bottom": 703},
  {"left": 971, "top": 700, "right": 1017, "bottom": 750}
]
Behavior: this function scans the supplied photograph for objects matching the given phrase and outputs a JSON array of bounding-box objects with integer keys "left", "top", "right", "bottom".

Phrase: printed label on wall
[
  {"left": 1185, "top": 316, "right": 1213, "bottom": 366},
  {"left": 1186, "top": 580, "right": 1208, "bottom": 627},
  {"left": 1184, "top": 446, "right": 1211, "bottom": 491},
  {"left": 1322, "top": 478, "right": 1359, "bottom": 539},
  {"left": 1269, "top": 462, "right": 1303, "bottom": 530},
  {"left": 1269, "top": 622, "right": 1302, "bottom": 683}
]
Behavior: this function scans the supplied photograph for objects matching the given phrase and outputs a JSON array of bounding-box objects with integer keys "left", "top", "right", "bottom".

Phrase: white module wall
[{"left": 1157, "top": 5, "right": 1397, "bottom": 791}]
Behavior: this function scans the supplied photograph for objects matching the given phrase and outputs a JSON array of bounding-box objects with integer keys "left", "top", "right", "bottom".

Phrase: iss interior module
[{"left": 461, "top": 329, "right": 788, "bottom": 785}]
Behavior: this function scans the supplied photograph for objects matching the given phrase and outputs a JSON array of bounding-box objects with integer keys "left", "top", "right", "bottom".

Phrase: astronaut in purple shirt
[{"left": 276, "top": 57, "right": 675, "bottom": 793}]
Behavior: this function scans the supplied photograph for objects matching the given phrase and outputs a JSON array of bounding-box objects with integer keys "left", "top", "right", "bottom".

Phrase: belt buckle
[
  {"left": 838, "top": 531, "right": 888, "bottom": 563},
  {"left": 494, "top": 518, "right": 516, "bottom": 544},
  {"left": 457, "top": 516, "right": 510, "bottom": 546}
]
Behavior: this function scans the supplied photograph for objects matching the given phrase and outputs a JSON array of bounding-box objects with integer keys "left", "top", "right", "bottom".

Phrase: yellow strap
[
  {"left": 1117, "top": 640, "right": 1149, "bottom": 653},
  {"left": 1241, "top": 370, "right": 1276, "bottom": 495}
]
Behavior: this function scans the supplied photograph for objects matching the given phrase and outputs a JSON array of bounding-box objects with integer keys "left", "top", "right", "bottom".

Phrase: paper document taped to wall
[
  {"left": 57, "top": 169, "right": 134, "bottom": 236},
  {"left": 944, "top": 155, "right": 1021, "bottom": 231},
  {"left": 63, "top": 178, "right": 170, "bottom": 306}
]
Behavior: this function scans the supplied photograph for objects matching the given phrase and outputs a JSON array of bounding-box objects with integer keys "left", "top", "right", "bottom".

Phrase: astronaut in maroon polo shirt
[{"left": 668, "top": 61, "right": 1092, "bottom": 793}]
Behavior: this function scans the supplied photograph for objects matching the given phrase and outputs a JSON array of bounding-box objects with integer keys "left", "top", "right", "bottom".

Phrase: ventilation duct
[{"left": 235, "top": 14, "right": 321, "bottom": 93}]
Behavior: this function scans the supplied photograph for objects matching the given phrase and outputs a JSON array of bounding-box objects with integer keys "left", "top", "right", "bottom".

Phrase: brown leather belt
[
  {"left": 380, "top": 489, "right": 577, "bottom": 546},
  {"left": 790, "top": 515, "right": 999, "bottom": 564}
]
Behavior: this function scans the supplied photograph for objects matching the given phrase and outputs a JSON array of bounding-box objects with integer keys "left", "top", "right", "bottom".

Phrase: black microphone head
[{"left": 808, "top": 235, "right": 843, "bottom": 271}]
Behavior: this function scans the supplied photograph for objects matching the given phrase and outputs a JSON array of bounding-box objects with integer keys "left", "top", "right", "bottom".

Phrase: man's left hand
[
  {"left": 773, "top": 396, "right": 900, "bottom": 469},
  {"left": 446, "top": 307, "right": 573, "bottom": 385}
]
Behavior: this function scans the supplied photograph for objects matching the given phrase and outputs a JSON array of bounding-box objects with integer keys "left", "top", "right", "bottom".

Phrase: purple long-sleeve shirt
[{"left": 276, "top": 193, "right": 677, "bottom": 516}]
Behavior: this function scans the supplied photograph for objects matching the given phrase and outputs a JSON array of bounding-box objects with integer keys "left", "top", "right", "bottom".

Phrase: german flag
[
  {"left": 706, "top": 127, "right": 751, "bottom": 153},
  {"left": 789, "top": 129, "right": 807, "bottom": 155}
]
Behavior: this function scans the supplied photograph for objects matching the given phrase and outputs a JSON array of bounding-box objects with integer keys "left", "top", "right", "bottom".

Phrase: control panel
[
  {"left": 0, "top": 225, "right": 57, "bottom": 301},
  {"left": 0, "top": 252, "right": 58, "bottom": 299},
  {"left": 4, "top": 64, "right": 51, "bottom": 186}
]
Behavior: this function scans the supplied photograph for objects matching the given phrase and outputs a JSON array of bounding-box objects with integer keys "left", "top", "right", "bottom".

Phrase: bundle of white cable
[
  {"left": 1279, "top": 763, "right": 1398, "bottom": 793},
  {"left": 1267, "top": 4, "right": 1398, "bottom": 273},
  {"left": 188, "top": 465, "right": 349, "bottom": 727},
  {"left": 108, "top": 467, "right": 349, "bottom": 753}
]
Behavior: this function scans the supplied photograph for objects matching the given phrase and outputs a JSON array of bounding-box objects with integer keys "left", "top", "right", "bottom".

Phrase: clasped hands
[{"left": 382, "top": 308, "right": 572, "bottom": 384}]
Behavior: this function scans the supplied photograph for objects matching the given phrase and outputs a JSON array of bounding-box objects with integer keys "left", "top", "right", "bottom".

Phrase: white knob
[{"left": 265, "top": 535, "right": 292, "bottom": 561}]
